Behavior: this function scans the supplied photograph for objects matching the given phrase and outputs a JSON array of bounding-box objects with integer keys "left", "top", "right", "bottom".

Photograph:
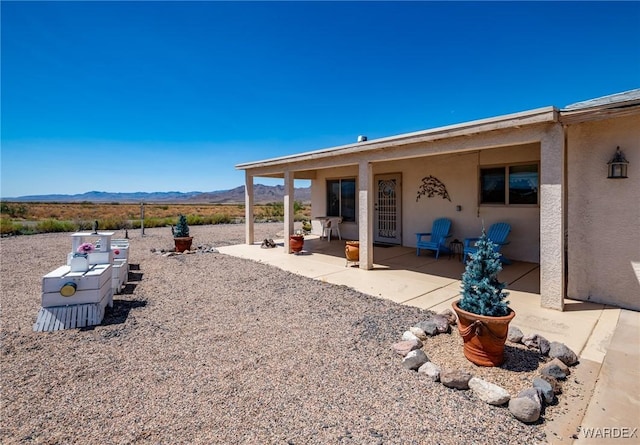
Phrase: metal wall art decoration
[{"left": 416, "top": 175, "right": 451, "bottom": 202}]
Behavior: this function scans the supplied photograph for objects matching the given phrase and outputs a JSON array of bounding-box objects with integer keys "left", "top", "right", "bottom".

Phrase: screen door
[{"left": 374, "top": 174, "right": 402, "bottom": 244}]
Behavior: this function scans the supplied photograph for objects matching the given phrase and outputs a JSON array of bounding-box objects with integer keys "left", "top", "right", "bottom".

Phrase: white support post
[
  {"left": 358, "top": 161, "right": 374, "bottom": 269},
  {"left": 284, "top": 170, "right": 294, "bottom": 254},
  {"left": 245, "top": 172, "right": 254, "bottom": 245},
  {"left": 540, "top": 123, "right": 565, "bottom": 310}
]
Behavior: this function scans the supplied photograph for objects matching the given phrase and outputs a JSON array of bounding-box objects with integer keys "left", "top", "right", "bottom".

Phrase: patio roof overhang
[{"left": 236, "top": 106, "right": 558, "bottom": 177}]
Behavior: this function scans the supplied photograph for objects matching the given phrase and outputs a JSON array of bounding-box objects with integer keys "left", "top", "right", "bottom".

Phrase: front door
[{"left": 374, "top": 174, "right": 402, "bottom": 244}]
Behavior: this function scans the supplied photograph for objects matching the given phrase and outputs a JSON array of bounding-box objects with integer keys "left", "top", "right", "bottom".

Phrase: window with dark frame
[
  {"left": 326, "top": 178, "right": 356, "bottom": 222},
  {"left": 480, "top": 164, "right": 538, "bottom": 205}
]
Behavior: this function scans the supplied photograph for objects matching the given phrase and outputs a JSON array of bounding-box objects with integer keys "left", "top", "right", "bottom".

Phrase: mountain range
[{"left": 3, "top": 185, "right": 312, "bottom": 204}]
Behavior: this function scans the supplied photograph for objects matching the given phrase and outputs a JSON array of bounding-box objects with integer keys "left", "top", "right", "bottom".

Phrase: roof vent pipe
[{"left": 357, "top": 135, "right": 367, "bottom": 142}]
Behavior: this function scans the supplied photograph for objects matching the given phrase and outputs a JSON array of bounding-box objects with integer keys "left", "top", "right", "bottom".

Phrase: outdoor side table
[{"left": 449, "top": 240, "right": 463, "bottom": 261}]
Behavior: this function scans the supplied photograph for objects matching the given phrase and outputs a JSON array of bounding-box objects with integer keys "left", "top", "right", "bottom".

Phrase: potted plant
[
  {"left": 289, "top": 229, "right": 304, "bottom": 253},
  {"left": 172, "top": 214, "right": 193, "bottom": 252},
  {"left": 452, "top": 230, "right": 515, "bottom": 366},
  {"left": 345, "top": 241, "right": 360, "bottom": 266}
]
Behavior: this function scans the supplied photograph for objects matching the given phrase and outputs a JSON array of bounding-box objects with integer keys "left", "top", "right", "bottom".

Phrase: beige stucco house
[{"left": 237, "top": 90, "right": 640, "bottom": 311}]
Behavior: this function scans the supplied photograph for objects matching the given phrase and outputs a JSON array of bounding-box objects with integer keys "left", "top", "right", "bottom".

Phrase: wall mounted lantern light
[{"left": 607, "top": 146, "right": 629, "bottom": 179}]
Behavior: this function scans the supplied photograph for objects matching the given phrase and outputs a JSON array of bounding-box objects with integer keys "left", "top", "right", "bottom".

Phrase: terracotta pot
[
  {"left": 289, "top": 235, "right": 304, "bottom": 253},
  {"left": 345, "top": 241, "right": 360, "bottom": 263},
  {"left": 452, "top": 301, "right": 515, "bottom": 367},
  {"left": 174, "top": 237, "right": 193, "bottom": 252}
]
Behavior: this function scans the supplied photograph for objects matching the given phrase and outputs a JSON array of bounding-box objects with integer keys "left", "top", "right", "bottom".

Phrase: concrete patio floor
[{"left": 218, "top": 235, "right": 639, "bottom": 444}]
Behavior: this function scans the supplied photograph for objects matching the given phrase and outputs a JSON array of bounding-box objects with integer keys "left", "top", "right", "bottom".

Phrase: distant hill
[
  {"left": 3, "top": 185, "right": 311, "bottom": 204},
  {"left": 190, "top": 185, "right": 311, "bottom": 204}
]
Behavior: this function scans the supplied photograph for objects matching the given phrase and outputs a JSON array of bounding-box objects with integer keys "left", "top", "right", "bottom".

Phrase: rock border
[
  {"left": 151, "top": 244, "right": 220, "bottom": 256},
  {"left": 391, "top": 309, "right": 579, "bottom": 424}
]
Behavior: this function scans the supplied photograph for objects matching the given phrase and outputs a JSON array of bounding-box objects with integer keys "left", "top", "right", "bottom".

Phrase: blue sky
[{"left": 2, "top": 1, "right": 639, "bottom": 197}]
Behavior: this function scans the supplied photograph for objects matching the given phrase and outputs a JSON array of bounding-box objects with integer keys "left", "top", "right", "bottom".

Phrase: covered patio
[
  {"left": 237, "top": 90, "right": 640, "bottom": 314},
  {"left": 237, "top": 107, "right": 565, "bottom": 310}
]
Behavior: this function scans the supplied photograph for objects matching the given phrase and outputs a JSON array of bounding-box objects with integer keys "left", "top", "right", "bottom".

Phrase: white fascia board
[{"left": 236, "top": 106, "right": 557, "bottom": 171}]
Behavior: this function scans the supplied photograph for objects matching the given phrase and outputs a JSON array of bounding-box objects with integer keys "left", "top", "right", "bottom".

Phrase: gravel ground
[{"left": 1, "top": 223, "right": 572, "bottom": 444}]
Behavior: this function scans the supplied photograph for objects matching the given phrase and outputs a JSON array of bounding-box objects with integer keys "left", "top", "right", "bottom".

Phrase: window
[
  {"left": 480, "top": 167, "right": 506, "bottom": 204},
  {"left": 327, "top": 178, "right": 356, "bottom": 222},
  {"left": 480, "top": 164, "right": 538, "bottom": 205}
]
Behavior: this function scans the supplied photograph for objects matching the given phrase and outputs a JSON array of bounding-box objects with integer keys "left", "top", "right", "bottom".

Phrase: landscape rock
[
  {"left": 402, "top": 330, "right": 420, "bottom": 342},
  {"left": 402, "top": 349, "right": 429, "bottom": 371},
  {"left": 539, "top": 374, "right": 562, "bottom": 394},
  {"left": 509, "top": 397, "right": 541, "bottom": 423},
  {"left": 538, "top": 337, "right": 551, "bottom": 356},
  {"left": 417, "top": 362, "right": 441, "bottom": 382},
  {"left": 391, "top": 339, "right": 423, "bottom": 357},
  {"left": 540, "top": 358, "right": 570, "bottom": 380},
  {"left": 507, "top": 326, "right": 524, "bottom": 343},
  {"left": 432, "top": 314, "right": 451, "bottom": 333},
  {"left": 522, "top": 334, "right": 551, "bottom": 355},
  {"left": 439, "top": 308, "right": 457, "bottom": 325},
  {"left": 533, "top": 377, "right": 555, "bottom": 404},
  {"left": 549, "top": 342, "right": 579, "bottom": 366},
  {"left": 440, "top": 369, "right": 472, "bottom": 390},
  {"left": 468, "top": 377, "right": 510, "bottom": 405},
  {"left": 409, "top": 326, "right": 428, "bottom": 341},
  {"left": 522, "top": 333, "right": 541, "bottom": 348},
  {"left": 415, "top": 320, "right": 438, "bottom": 336},
  {"left": 517, "top": 387, "right": 542, "bottom": 406}
]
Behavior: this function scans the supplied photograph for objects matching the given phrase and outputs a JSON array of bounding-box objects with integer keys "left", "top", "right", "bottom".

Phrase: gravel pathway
[{"left": 1, "top": 223, "right": 566, "bottom": 444}]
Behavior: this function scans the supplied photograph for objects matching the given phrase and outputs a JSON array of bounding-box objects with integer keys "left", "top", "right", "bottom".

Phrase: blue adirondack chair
[
  {"left": 463, "top": 222, "right": 511, "bottom": 264},
  {"left": 415, "top": 218, "right": 452, "bottom": 259}
]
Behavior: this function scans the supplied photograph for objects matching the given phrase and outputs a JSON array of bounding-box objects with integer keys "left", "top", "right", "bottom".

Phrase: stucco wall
[
  {"left": 566, "top": 114, "right": 640, "bottom": 310},
  {"left": 392, "top": 144, "right": 540, "bottom": 263},
  {"left": 310, "top": 143, "right": 541, "bottom": 262}
]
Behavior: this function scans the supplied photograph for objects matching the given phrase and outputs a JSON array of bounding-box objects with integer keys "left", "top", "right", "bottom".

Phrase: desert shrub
[
  {"left": 36, "top": 219, "right": 77, "bottom": 233},
  {"left": 75, "top": 220, "right": 93, "bottom": 231},
  {"left": 145, "top": 217, "right": 174, "bottom": 229},
  {"left": 0, "top": 203, "right": 29, "bottom": 218},
  {"left": 294, "top": 200, "right": 305, "bottom": 213},
  {"left": 0, "top": 220, "right": 29, "bottom": 235},
  {"left": 96, "top": 217, "right": 128, "bottom": 230},
  {"left": 208, "top": 214, "right": 233, "bottom": 225},
  {"left": 262, "top": 202, "right": 284, "bottom": 218},
  {"left": 186, "top": 214, "right": 204, "bottom": 226},
  {"left": 124, "top": 218, "right": 165, "bottom": 230}
]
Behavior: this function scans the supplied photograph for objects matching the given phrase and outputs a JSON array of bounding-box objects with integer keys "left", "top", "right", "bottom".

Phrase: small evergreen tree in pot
[
  {"left": 173, "top": 214, "right": 190, "bottom": 238},
  {"left": 459, "top": 231, "right": 510, "bottom": 316},
  {"left": 172, "top": 214, "right": 193, "bottom": 252},
  {"left": 453, "top": 229, "right": 515, "bottom": 366}
]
